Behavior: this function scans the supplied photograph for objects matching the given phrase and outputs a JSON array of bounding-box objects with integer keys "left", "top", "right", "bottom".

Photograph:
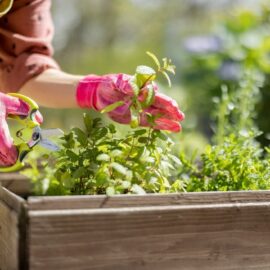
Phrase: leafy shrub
[
  {"left": 23, "top": 114, "right": 185, "bottom": 195},
  {"left": 23, "top": 51, "right": 270, "bottom": 195},
  {"left": 178, "top": 70, "right": 270, "bottom": 191},
  {"left": 182, "top": 5, "right": 270, "bottom": 145},
  {"left": 23, "top": 53, "right": 185, "bottom": 195}
]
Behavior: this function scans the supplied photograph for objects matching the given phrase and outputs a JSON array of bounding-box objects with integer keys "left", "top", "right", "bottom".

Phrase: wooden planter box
[{"left": 1, "top": 174, "right": 270, "bottom": 270}]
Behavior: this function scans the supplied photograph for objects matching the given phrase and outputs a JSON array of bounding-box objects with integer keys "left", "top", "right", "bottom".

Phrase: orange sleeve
[{"left": 0, "top": 0, "right": 60, "bottom": 93}]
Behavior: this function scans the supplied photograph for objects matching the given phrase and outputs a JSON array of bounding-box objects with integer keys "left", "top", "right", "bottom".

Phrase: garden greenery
[{"left": 23, "top": 59, "right": 270, "bottom": 195}]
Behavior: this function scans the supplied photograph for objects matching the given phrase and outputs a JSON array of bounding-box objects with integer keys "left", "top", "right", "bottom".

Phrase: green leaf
[
  {"left": 166, "top": 65, "right": 176, "bottom": 75},
  {"left": 136, "top": 65, "right": 156, "bottom": 77},
  {"left": 95, "top": 127, "right": 108, "bottom": 139},
  {"left": 106, "top": 186, "right": 115, "bottom": 196},
  {"left": 66, "top": 150, "right": 78, "bottom": 162},
  {"left": 131, "top": 184, "right": 146, "bottom": 195},
  {"left": 72, "top": 128, "right": 88, "bottom": 146},
  {"left": 133, "top": 129, "right": 147, "bottom": 136},
  {"left": 146, "top": 51, "right": 161, "bottom": 69},
  {"left": 96, "top": 171, "right": 108, "bottom": 185},
  {"left": 111, "top": 162, "right": 128, "bottom": 176},
  {"left": 72, "top": 167, "right": 87, "bottom": 179},
  {"left": 101, "top": 101, "right": 125, "bottom": 114},
  {"left": 129, "top": 77, "right": 140, "bottom": 96},
  {"left": 169, "top": 154, "right": 182, "bottom": 166},
  {"left": 121, "top": 181, "right": 131, "bottom": 189},
  {"left": 138, "top": 137, "right": 149, "bottom": 144},
  {"left": 108, "top": 124, "right": 116, "bottom": 134},
  {"left": 141, "top": 84, "right": 155, "bottom": 108},
  {"left": 93, "top": 118, "right": 102, "bottom": 128},
  {"left": 156, "top": 131, "right": 168, "bottom": 141},
  {"left": 110, "top": 149, "right": 123, "bottom": 157},
  {"left": 160, "top": 71, "right": 172, "bottom": 88},
  {"left": 61, "top": 172, "right": 72, "bottom": 188},
  {"left": 130, "top": 108, "right": 139, "bottom": 129},
  {"left": 145, "top": 112, "right": 156, "bottom": 126},
  {"left": 96, "top": 153, "right": 110, "bottom": 162},
  {"left": 83, "top": 113, "right": 93, "bottom": 133},
  {"left": 135, "top": 65, "right": 156, "bottom": 88},
  {"left": 162, "top": 58, "right": 176, "bottom": 74}
]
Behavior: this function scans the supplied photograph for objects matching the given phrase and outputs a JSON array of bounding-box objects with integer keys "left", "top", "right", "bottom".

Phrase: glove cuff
[{"left": 76, "top": 75, "right": 99, "bottom": 110}]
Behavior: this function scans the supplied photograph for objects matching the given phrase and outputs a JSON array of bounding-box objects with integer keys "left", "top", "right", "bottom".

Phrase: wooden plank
[
  {"left": 28, "top": 202, "right": 270, "bottom": 270},
  {"left": 0, "top": 173, "right": 30, "bottom": 196},
  {"left": 28, "top": 190, "right": 270, "bottom": 210},
  {"left": 0, "top": 186, "right": 26, "bottom": 270}
]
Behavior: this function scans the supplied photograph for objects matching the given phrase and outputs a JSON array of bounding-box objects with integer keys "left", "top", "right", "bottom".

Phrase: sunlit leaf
[
  {"left": 101, "top": 101, "right": 125, "bottom": 113},
  {"left": 135, "top": 65, "right": 156, "bottom": 88},
  {"left": 83, "top": 113, "right": 93, "bottom": 133},
  {"left": 72, "top": 128, "right": 88, "bottom": 146},
  {"left": 146, "top": 51, "right": 161, "bottom": 69},
  {"left": 97, "top": 153, "right": 110, "bottom": 162},
  {"left": 106, "top": 186, "right": 115, "bottom": 196},
  {"left": 72, "top": 167, "right": 87, "bottom": 179},
  {"left": 111, "top": 162, "right": 128, "bottom": 176},
  {"left": 141, "top": 84, "right": 155, "bottom": 108},
  {"left": 131, "top": 184, "right": 146, "bottom": 195},
  {"left": 160, "top": 70, "right": 172, "bottom": 87}
]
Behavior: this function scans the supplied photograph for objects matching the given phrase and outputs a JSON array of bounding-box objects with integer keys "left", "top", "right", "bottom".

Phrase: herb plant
[
  {"left": 178, "top": 70, "right": 270, "bottom": 191},
  {"left": 23, "top": 53, "right": 185, "bottom": 195},
  {"left": 23, "top": 50, "right": 270, "bottom": 195}
]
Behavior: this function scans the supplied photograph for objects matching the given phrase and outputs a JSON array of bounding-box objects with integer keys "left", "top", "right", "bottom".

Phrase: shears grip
[
  {"left": 0, "top": 93, "right": 40, "bottom": 173},
  {"left": 0, "top": 144, "right": 30, "bottom": 173}
]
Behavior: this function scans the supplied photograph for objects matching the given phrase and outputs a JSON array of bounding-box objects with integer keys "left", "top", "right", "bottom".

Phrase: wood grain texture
[
  {"left": 28, "top": 202, "right": 270, "bottom": 270},
  {"left": 28, "top": 190, "right": 270, "bottom": 210},
  {"left": 0, "top": 173, "right": 30, "bottom": 196},
  {"left": 0, "top": 187, "right": 25, "bottom": 270}
]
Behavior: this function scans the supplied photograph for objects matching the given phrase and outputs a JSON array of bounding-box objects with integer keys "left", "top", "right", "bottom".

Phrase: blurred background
[{"left": 38, "top": 0, "right": 269, "bottom": 155}]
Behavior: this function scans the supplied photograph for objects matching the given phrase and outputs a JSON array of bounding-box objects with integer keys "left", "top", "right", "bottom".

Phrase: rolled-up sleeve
[{"left": 0, "top": 0, "right": 59, "bottom": 93}]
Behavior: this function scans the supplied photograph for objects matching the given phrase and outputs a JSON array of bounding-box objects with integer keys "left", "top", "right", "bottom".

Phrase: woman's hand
[
  {"left": 76, "top": 74, "right": 185, "bottom": 132},
  {"left": 0, "top": 93, "right": 29, "bottom": 166}
]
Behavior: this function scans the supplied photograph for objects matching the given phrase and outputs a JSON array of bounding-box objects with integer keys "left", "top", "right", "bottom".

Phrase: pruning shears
[{"left": 0, "top": 93, "right": 63, "bottom": 173}]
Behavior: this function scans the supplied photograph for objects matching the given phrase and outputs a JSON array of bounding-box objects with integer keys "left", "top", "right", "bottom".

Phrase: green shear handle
[{"left": 0, "top": 93, "right": 41, "bottom": 173}]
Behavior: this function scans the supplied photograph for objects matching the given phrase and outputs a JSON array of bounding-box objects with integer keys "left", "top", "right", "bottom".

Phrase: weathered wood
[
  {"left": 0, "top": 186, "right": 26, "bottom": 270},
  {"left": 28, "top": 190, "right": 270, "bottom": 210},
  {"left": 0, "top": 173, "right": 30, "bottom": 196},
  {"left": 27, "top": 202, "right": 270, "bottom": 270},
  {"left": 2, "top": 174, "right": 270, "bottom": 270}
]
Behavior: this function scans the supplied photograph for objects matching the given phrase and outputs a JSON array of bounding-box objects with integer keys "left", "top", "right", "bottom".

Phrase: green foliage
[
  {"left": 24, "top": 66, "right": 270, "bottom": 195},
  {"left": 182, "top": 5, "right": 270, "bottom": 146},
  {"left": 23, "top": 113, "right": 185, "bottom": 195},
  {"left": 177, "top": 70, "right": 270, "bottom": 191},
  {"left": 146, "top": 51, "right": 176, "bottom": 87},
  {"left": 23, "top": 26, "right": 270, "bottom": 195},
  {"left": 181, "top": 132, "right": 270, "bottom": 192}
]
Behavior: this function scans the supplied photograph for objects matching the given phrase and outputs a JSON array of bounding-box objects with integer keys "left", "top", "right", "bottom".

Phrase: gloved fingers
[
  {"left": 114, "top": 74, "right": 134, "bottom": 95},
  {"left": 139, "top": 109, "right": 182, "bottom": 132},
  {"left": 108, "top": 113, "right": 131, "bottom": 125},
  {"left": 153, "top": 117, "right": 182, "bottom": 132},
  {"left": 0, "top": 115, "right": 18, "bottom": 166},
  {"left": 0, "top": 92, "right": 29, "bottom": 117},
  {"left": 151, "top": 92, "right": 185, "bottom": 122}
]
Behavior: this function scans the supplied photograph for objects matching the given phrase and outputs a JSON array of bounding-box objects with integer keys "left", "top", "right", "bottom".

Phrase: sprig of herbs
[{"left": 102, "top": 52, "right": 176, "bottom": 128}]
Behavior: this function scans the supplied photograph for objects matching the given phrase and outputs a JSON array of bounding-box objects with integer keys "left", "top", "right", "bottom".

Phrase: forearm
[{"left": 19, "top": 69, "right": 84, "bottom": 108}]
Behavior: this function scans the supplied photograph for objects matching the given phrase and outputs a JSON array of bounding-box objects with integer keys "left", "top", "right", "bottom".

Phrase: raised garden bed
[{"left": 1, "top": 173, "right": 270, "bottom": 270}]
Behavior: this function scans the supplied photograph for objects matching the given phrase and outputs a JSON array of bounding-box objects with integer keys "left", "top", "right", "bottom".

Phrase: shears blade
[
  {"left": 40, "top": 128, "right": 64, "bottom": 139},
  {"left": 28, "top": 127, "right": 63, "bottom": 151},
  {"left": 39, "top": 139, "right": 60, "bottom": 151}
]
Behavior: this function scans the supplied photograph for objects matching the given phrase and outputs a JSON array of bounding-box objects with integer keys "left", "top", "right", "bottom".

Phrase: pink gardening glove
[
  {"left": 76, "top": 74, "right": 185, "bottom": 132},
  {"left": 0, "top": 93, "right": 30, "bottom": 167}
]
